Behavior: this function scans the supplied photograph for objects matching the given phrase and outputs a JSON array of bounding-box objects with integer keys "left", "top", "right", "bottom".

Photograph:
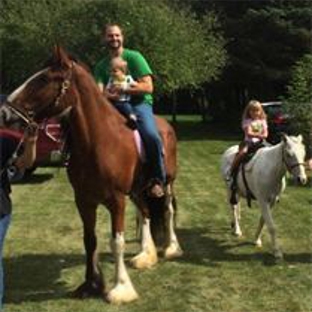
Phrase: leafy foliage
[
  {"left": 1, "top": 0, "right": 226, "bottom": 97},
  {"left": 284, "top": 54, "right": 312, "bottom": 143}
]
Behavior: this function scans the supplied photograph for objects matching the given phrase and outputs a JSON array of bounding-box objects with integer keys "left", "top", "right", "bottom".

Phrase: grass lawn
[{"left": 4, "top": 117, "right": 312, "bottom": 312}]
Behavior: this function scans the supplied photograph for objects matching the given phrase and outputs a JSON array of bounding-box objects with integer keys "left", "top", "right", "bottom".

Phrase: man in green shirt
[{"left": 94, "top": 23, "right": 165, "bottom": 197}]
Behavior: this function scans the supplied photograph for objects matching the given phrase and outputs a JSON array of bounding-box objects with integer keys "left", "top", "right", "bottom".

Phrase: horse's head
[
  {"left": 5, "top": 46, "right": 75, "bottom": 123},
  {"left": 0, "top": 103, "right": 28, "bottom": 132},
  {"left": 282, "top": 134, "right": 307, "bottom": 185}
]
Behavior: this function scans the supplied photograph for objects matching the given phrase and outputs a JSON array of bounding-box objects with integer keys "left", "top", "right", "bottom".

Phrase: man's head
[{"left": 103, "top": 24, "right": 124, "bottom": 54}]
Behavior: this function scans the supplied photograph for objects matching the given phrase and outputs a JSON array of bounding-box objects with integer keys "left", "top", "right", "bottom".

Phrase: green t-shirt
[{"left": 94, "top": 48, "right": 153, "bottom": 105}]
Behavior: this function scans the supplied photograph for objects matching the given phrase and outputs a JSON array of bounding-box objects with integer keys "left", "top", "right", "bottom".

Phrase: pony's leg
[
  {"left": 107, "top": 196, "right": 138, "bottom": 304},
  {"left": 164, "top": 187, "right": 183, "bottom": 259},
  {"left": 130, "top": 215, "right": 158, "bottom": 269},
  {"left": 232, "top": 202, "right": 242, "bottom": 237},
  {"left": 73, "top": 200, "right": 105, "bottom": 298},
  {"left": 254, "top": 215, "right": 264, "bottom": 247},
  {"left": 228, "top": 190, "right": 242, "bottom": 236},
  {"left": 259, "top": 201, "right": 283, "bottom": 260}
]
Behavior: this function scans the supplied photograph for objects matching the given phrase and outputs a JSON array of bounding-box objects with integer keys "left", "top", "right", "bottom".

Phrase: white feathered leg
[
  {"left": 164, "top": 192, "right": 183, "bottom": 259},
  {"left": 107, "top": 233, "right": 138, "bottom": 304},
  {"left": 130, "top": 218, "right": 158, "bottom": 269}
]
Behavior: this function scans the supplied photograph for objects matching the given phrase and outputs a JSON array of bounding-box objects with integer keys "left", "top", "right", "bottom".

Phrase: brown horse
[{"left": 5, "top": 46, "right": 182, "bottom": 304}]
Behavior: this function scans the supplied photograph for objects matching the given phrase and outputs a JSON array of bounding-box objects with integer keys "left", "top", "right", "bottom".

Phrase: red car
[
  {"left": 34, "top": 118, "right": 64, "bottom": 168},
  {"left": 261, "top": 101, "right": 290, "bottom": 144},
  {"left": 1, "top": 95, "right": 64, "bottom": 179}
]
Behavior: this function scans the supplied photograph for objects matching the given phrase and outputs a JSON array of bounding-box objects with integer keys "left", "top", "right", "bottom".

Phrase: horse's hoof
[
  {"left": 106, "top": 283, "right": 139, "bottom": 304},
  {"left": 164, "top": 244, "right": 183, "bottom": 259},
  {"left": 234, "top": 231, "right": 243, "bottom": 237},
  {"left": 72, "top": 281, "right": 105, "bottom": 299},
  {"left": 130, "top": 251, "right": 158, "bottom": 269}
]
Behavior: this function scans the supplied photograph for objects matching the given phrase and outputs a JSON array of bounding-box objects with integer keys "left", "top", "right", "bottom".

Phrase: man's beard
[{"left": 108, "top": 40, "right": 122, "bottom": 50}]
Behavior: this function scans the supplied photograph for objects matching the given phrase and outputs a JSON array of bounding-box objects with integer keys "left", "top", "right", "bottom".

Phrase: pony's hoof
[
  {"left": 107, "top": 284, "right": 139, "bottom": 304},
  {"left": 72, "top": 281, "right": 105, "bottom": 299},
  {"left": 274, "top": 250, "right": 284, "bottom": 262},
  {"left": 255, "top": 239, "right": 262, "bottom": 248},
  {"left": 164, "top": 244, "right": 183, "bottom": 259},
  {"left": 130, "top": 251, "right": 158, "bottom": 269}
]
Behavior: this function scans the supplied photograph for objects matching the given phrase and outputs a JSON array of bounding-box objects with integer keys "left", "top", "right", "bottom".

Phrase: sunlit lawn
[{"left": 4, "top": 117, "right": 312, "bottom": 312}]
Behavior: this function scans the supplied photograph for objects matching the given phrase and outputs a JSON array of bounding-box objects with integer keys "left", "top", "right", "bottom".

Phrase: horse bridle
[
  {"left": 5, "top": 61, "right": 75, "bottom": 125},
  {"left": 54, "top": 62, "right": 74, "bottom": 108}
]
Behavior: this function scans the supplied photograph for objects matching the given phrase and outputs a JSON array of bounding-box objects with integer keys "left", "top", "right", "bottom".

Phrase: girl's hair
[
  {"left": 242, "top": 100, "right": 267, "bottom": 120},
  {"left": 110, "top": 56, "right": 128, "bottom": 74}
]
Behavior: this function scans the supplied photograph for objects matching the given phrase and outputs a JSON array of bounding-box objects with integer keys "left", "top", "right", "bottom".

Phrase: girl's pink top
[{"left": 242, "top": 118, "right": 268, "bottom": 143}]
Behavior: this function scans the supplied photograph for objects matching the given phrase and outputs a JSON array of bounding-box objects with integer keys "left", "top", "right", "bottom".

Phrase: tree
[
  {"left": 284, "top": 54, "right": 312, "bottom": 144},
  {"left": 1, "top": 0, "right": 226, "bottom": 105},
  {"left": 172, "top": 0, "right": 312, "bottom": 121}
]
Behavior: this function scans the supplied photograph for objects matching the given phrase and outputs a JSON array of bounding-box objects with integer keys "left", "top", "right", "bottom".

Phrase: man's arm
[{"left": 124, "top": 75, "right": 153, "bottom": 95}]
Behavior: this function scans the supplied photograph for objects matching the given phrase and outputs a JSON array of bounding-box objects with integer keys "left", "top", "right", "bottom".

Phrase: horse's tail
[
  {"left": 146, "top": 195, "right": 167, "bottom": 247},
  {"left": 147, "top": 183, "right": 177, "bottom": 247}
]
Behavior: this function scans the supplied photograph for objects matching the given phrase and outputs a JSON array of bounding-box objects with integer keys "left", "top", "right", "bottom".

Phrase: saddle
[
  {"left": 133, "top": 130, "right": 146, "bottom": 162},
  {"left": 243, "top": 142, "right": 267, "bottom": 206},
  {"left": 234, "top": 142, "right": 266, "bottom": 207}
]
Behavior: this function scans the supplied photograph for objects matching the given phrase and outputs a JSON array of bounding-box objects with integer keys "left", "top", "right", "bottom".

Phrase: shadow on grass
[
  {"left": 176, "top": 226, "right": 312, "bottom": 267},
  {"left": 4, "top": 253, "right": 84, "bottom": 304},
  {"left": 12, "top": 173, "right": 55, "bottom": 185},
  {"left": 4, "top": 251, "right": 134, "bottom": 304}
]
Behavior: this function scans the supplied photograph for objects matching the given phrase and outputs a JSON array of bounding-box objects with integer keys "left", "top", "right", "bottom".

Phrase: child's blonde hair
[
  {"left": 242, "top": 100, "right": 267, "bottom": 120},
  {"left": 110, "top": 57, "right": 128, "bottom": 74}
]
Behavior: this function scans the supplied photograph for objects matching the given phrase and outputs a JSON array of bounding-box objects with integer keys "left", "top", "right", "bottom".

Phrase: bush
[{"left": 284, "top": 54, "right": 312, "bottom": 145}]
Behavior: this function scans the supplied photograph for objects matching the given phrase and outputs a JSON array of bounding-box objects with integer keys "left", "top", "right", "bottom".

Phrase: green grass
[{"left": 5, "top": 118, "right": 312, "bottom": 312}]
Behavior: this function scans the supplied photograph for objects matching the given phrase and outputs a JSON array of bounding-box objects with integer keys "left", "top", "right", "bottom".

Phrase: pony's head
[
  {"left": 282, "top": 134, "right": 307, "bottom": 185},
  {"left": 6, "top": 46, "right": 75, "bottom": 123}
]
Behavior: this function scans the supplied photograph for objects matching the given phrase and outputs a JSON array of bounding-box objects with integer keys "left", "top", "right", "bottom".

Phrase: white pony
[{"left": 220, "top": 134, "right": 307, "bottom": 259}]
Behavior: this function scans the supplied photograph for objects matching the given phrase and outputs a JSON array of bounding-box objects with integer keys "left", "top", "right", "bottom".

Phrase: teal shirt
[{"left": 94, "top": 49, "right": 153, "bottom": 105}]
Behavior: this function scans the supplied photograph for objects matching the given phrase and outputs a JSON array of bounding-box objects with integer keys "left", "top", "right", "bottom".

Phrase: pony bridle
[{"left": 282, "top": 148, "right": 306, "bottom": 174}]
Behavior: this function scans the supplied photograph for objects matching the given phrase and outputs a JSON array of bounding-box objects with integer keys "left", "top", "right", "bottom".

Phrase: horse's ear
[
  {"left": 297, "top": 134, "right": 303, "bottom": 142},
  {"left": 52, "top": 45, "right": 72, "bottom": 69}
]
